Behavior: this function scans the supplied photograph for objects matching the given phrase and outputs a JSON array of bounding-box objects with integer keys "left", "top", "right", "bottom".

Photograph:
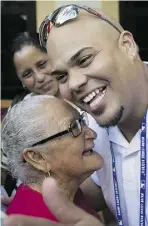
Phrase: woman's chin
[{"left": 83, "top": 152, "right": 104, "bottom": 172}]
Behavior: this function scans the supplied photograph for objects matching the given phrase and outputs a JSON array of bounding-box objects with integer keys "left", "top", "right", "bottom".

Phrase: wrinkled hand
[{"left": 4, "top": 178, "right": 104, "bottom": 226}]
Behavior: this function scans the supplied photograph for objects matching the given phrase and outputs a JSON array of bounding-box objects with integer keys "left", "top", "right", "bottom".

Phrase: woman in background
[{"left": 11, "top": 32, "right": 60, "bottom": 100}]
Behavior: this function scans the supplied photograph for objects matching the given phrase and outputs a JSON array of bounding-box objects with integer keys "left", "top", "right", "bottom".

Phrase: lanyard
[
  {"left": 108, "top": 115, "right": 147, "bottom": 226},
  {"left": 140, "top": 114, "right": 147, "bottom": 226}
]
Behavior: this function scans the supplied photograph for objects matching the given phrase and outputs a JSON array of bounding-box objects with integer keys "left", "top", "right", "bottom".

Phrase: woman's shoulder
[{"left": 6, "top": 184, "right": 58, "bottom": 222}]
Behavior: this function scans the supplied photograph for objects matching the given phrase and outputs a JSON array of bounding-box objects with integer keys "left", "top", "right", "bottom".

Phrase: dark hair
[{"left": 11, "top": 32, "right": 47, "bottom": 58}]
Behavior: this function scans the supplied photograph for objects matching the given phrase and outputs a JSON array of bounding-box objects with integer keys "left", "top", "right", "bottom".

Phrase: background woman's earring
[
  {"left": 22, "top": 83, "right": 26, "bottom": 89},
  {"left": 22, "top": 83, "right": 28, "bottom": 92}
]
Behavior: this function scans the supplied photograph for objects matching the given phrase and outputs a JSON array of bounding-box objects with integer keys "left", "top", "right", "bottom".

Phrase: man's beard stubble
[{"left": 98, "top": 106, "right": 124, "bottom": 128}]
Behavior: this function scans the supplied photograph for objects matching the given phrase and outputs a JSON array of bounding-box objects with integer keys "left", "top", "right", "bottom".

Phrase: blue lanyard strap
[
  {"left": 140, "top": 114, "right": 147, "bottom": 226},
  {"left": 109, "top": 136, "right": 123, "bottom": 226},
  {"left": 108, "top": 114, "right": 147, "bottom": 226}
]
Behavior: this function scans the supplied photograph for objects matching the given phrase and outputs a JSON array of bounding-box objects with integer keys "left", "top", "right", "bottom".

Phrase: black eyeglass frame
[
  {"left": 31, "top": 112, "right": 88, "bottom": 147},
  {"left": 39, "top": 4, "right": 122, "bottom": 48}
]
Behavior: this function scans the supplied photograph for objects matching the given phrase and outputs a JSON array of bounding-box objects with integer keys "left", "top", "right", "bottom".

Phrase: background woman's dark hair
[{"left": 11, "top": 32, "right": 47, "bottom": 58}]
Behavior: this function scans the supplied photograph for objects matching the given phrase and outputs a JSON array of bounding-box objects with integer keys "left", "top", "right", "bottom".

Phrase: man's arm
[{"left": 80, "top": 177, "right": 107, "bottom": 211}]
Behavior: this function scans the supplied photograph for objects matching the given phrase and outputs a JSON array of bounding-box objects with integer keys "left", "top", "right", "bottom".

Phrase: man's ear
[
  {"left": 23, "top": 148, "right": 51, "bottom": 173},
  {"left": 118, "top": 30, "right": 138, "bottom": 59}
]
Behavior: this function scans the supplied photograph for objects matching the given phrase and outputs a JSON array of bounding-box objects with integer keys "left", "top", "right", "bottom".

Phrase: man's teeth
[
  {"left": 83, "top": 88, "right": 105, "bottom": 104},
  {"left": 90, "top": 91, "right": 105, "bottom": 108}
]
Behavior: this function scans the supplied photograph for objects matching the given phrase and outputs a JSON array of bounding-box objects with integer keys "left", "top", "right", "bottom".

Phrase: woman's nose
[
  {"left": 83, "top": 125, "right": 97, "bottom": 140},
  {"left": 35, "top": 72, "right": 46, "bottom": 82}
]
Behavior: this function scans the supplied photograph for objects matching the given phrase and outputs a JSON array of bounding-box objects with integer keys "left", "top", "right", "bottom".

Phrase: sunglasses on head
[{"left": 39, "top": 4, "right": 122, "bottom": 48}]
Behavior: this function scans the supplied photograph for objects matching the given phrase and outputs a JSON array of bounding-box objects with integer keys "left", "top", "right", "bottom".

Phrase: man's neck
[
  {"left": 119, "top": 63, "right": 148, "bottom": 142},
  {"left": 119, "top": 113, "right": 146, "bottom": 142},
  {"left": 118, "top": 69, "right": 148, "bottom": 142}
]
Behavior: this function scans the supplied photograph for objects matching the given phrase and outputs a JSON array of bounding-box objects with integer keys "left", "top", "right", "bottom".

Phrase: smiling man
[
  {"left": 45, "top": 8, "right": 147, "bottom": 135},
  {"left": 3, "top": 4, "right": 148, "bottom": 226},
  {"left": 4, "top": 4, "right": 148, "bottom": 226},
  {"left": 38, "top": 5, "right": 148, "bottom": 226}
]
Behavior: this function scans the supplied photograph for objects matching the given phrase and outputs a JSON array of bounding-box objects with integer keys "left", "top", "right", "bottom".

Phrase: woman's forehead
[
  {"left": 42, "top": 99, "right": 79, "bottom": 129},
  {"left": 14, "top": 46, "right": 48, "bottom": 71}
]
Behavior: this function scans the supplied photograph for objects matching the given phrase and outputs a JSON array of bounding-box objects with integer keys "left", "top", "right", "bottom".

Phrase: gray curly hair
[{"left": 2, "top": 95, "right": 55, "bottom": 184}]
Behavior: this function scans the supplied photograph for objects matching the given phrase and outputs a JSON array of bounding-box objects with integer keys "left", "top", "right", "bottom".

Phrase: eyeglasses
[
  {"left": 39, "top": 4, "right": 122, "bottom": 48},
  {"left": 31, "top": 112, "right": 88, "bottom": 147}
]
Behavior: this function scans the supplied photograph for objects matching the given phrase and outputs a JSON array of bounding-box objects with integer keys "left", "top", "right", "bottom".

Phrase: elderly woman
[
  {"left": 1, "top": 32, "right": 106, "bottom": 215},
  {"left": 2, "top": 96, "right": 103, "bottom": 222}
]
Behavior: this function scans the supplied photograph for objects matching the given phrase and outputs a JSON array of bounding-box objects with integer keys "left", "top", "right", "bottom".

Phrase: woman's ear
[
  {"left": 118, "top": 30, "right": 138, "bottom": 59},
  {"left": 23, "top": 148, "right": 51, "bottom": 173}
]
